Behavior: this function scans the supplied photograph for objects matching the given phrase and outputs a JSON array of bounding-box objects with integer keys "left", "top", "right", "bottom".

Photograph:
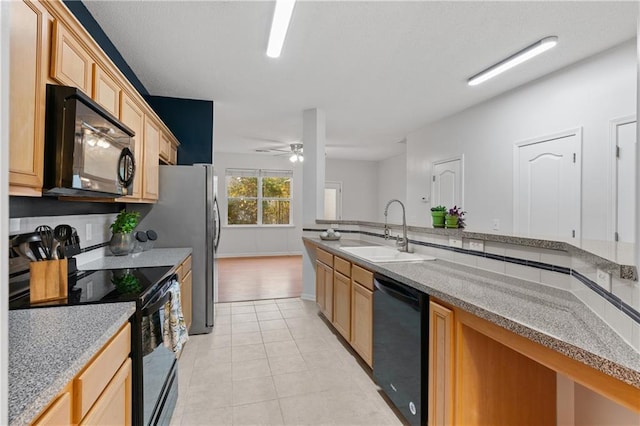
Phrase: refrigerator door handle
[{"left": 214, "top": 197, "right": 221, "bottom": 251}]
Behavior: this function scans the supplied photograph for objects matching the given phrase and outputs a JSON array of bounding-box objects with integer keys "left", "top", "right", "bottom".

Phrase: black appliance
[
  {"left": 44, "top": 84, "right": 136, "bottom": 198},
  {"left": 9, "top": 265, "right": 179, "bottom": 426},
  {"left": 373, "top": 274, "right": 428, "bottom": 426}
]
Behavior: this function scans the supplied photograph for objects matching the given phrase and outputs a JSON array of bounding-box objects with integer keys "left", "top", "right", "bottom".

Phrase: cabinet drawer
[
  {"left": 182, "top": 255, "right": 192, "bottom": 274},
  {"left": 79, "top": 358, "right": 132, "bottom": 426},
  {"left": 352, "top": 265, "right": 373, "bottom": 291},
  {"left": 75, "top": 322, "right": 131, "bottom": 420},
  {"left": 316, "top": 248, "right": 333, "bottom": 268},
  {"left": 33, "top": 391, "right": 71, "bottom": 426},
  {"left": 334, "top": 256, "right": 351, "bottom": 278}
]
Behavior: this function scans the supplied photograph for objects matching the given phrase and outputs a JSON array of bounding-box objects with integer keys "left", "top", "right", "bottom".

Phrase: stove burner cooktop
[{"left": 9, "top": 265, "right": 174, "bottom": 310}]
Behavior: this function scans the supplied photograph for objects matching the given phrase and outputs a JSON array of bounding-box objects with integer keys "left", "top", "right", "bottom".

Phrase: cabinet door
[
  {"left": 118, "top": 92, "right": 144, "bottom": 200},
  {"left": 170, "top": 144, "right": 178, "bottom": 165},
  {"left": 79, "top": 358, "right": 132, "bottom": 426},
  {"left": 159, "top": 132, "right": 171, "bottom": 163},
  {"left": 51, "top": 20, "right": 92, "bottom": 94},
  {"left": 350, "top": 282, "right": 373, "bottom": 367},
  {"left": 33, "top": 392, "right": 71, "bottom": 426},
  {"left": 93, "top": 64, "right": 120, "bottom": 117},
  {"left": 9, "top": 0, "right": 48, "bottom": 194},
  {"left": 332, "top": 271, "right": 351, "bottom": 340},
  {"left": 182, "top": 269, "right": 193, "bottom": 331},
  {"left": 323, "top": 263, "right": 334, "bottom": 321},
  {"left": 315, "top": 260, "right": 326, "bottom": 312},
  {"left": 429, "top": 301, "right": 454, "bottom": 426},
  {"left": 143, "top": 116, "right": 160, "bottom": 201}
]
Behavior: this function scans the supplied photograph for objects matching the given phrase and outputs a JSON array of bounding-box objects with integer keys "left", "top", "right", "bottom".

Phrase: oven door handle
[{"left": 142, "top": 292, "right": 171, "bottom": 317}]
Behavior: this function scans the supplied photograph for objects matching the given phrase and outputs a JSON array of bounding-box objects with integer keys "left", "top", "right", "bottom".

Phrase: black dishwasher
[{"left": 373, "top": 273, "right": 428, "bottom": 426}]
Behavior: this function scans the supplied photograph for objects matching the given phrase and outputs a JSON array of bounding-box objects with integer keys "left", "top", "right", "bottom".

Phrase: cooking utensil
[
  {"left": 54, "top": 225, "right": 72, "bottom": 259},
  {"left": 35, "top": 225, "right": 54, "bottom": 260},
  {"left": 30, "top": 241, "right": 44, "bottom": 261},
  {"left": 17, "top": 242, "right": 37, "bottom": 262}
]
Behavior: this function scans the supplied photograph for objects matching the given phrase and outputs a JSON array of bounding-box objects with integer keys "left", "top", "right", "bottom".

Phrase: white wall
[
  {"left": 377, "top": 153, "right": 407, "bottom": 223},
  {"left": 215, "top": 152, "right": 303, "bottom": 257},
  {"left": 406, "top": 40, "right": 636, "bottom": 240},
  {"left": 325, "top": 159, "right": 378, "bottom": 221},
  {"left": 1, "top": 2, "right": 9, "bottom": 422}
]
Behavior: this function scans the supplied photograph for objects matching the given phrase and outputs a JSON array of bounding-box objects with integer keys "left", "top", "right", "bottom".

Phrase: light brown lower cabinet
[
  {"left": 31, "top": 322, "right": 132, "bottom": 425},
  {"left": 314, "top": 248, "right": 374, "bottom": 368},
  {"left": 315, "top": 254, "right": 334, "bottom": 321},
  {"left": 182, "top": 269, "right": 193, "bottom": 331},
  {"left": 33, "top": 391, "right": 71, "bottom": 426},
  {"left": 428, "top": 300, "right": 454, "bottom": 426},
  {"left": 79, "top": 358, "right": 132, "bottom": 425},
  {"left": 350, "top": 281, "right": 373, "bottom": 367},
  {"left": 332, "top": 270, "right": 351, "bottom": 340}
]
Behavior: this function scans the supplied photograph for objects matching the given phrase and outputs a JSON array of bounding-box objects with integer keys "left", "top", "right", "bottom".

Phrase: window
[{"left": 226, "top": 168, "right": 293, "bottom": 226}]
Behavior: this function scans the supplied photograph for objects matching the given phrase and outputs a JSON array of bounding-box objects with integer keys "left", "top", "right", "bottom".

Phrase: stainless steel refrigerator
[{"left": 135, "top": 164, "right": 220, "bottom": 334}]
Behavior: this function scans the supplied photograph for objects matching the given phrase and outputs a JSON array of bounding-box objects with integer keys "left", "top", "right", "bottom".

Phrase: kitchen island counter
[
  {"left": 304, "top": 237, "right": 640, "bottom": 394},
  {"left": 8, "top": 302, "right": 136, "bottom": 425}
]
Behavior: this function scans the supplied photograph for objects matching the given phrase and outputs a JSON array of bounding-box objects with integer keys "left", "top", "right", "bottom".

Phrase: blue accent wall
[
  {"left": 145, "top": 96, "right": 214, "bottom": 165},
  {"left": 64, "top": 1, "right": 216, "bottom": 163},
  {"left": 62, "top": 0, "right": 149, "bottom": 96}
]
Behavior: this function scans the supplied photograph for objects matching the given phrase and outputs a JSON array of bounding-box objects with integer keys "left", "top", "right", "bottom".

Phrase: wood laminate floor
[{"left": 217, "top": 256, "right": 303, "bottom": 303}]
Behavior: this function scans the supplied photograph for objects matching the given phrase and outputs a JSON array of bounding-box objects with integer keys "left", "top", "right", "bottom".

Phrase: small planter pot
[
  {"left": 445, "top": 214, "right": 459, "bottom": 229},
  {"left": 431, "top": 211, "right": 446, "bottom": 228},
  {"left": 109, "top": 232, "right": 133, "bottom": 256}
]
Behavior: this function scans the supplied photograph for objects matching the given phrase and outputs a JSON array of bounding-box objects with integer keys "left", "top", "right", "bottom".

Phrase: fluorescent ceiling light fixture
[
  {"left": 468, "top": 36, "right": 558, "bottom": 86},
  {"left": 267, "top": 0, "right": 296, "bottom": 58}
]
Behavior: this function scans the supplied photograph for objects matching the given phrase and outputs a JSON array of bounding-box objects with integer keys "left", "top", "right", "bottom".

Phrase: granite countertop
[
  {"left": 9, "top": 303, "right": 136, "bottom": 425},
  {"left": 305, "top": 237, "right": 640, "bottom": 389},
  {"left": 313, "top": 219, "right": 637, "bottom": 280},
  {"left": 79, "top": 247, "right": 192, "bottom": 270}
]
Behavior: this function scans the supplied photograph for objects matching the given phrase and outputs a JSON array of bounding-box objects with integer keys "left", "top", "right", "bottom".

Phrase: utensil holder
[{"left": 30, "top": 259, "right": 68, "bottom": 303}]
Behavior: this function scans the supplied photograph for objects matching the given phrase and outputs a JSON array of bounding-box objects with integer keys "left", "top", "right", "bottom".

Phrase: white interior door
[
  {"left": 514, "top": 130, "right": 581, "bottom": 240},
  {"left": 324, "top": 181, "right": 342, "bottom": 220},
  {"left": 614, "top": 119, "right": 636, "bottom": 243},
  {"left": 432, "top": 158, "right": 462, "bottom": 209}
]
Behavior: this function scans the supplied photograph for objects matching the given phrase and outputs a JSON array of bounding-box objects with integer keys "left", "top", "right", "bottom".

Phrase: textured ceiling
[{"left": 83, "top": 1, "right": 637, "bottom": 160}]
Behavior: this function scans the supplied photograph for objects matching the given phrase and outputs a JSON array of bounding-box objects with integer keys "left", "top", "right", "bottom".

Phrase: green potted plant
[
  {"left": 109, "top": 209, "right": 140, "bottom": 256},
  {"left": 430, "top": 205, "right": 447, "bottom": 228},
  {"left": 445, "top": 206, "right": 466, "bottom": 229}
]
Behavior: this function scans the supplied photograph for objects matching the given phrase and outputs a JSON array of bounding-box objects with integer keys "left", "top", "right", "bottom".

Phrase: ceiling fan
[{"left": 255, "top": 142, "right": 303, "bottom": 162}]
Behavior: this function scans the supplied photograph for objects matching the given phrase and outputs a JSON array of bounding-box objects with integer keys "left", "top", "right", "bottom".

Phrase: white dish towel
[{"left": 163, "top": 279, "right": 189, "bottom": 354}]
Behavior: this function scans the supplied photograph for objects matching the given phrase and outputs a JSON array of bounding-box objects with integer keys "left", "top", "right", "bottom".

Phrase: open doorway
[
  {"left": 218, "top": 256, "right": 302, "bottom": 302},
  {"left": 324, "top": 181, "right": 342, "bottom": 220}
]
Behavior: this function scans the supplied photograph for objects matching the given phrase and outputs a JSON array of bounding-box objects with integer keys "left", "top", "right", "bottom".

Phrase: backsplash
[{"left": 9, "top": 213, "right": 117, "bottom": 270}]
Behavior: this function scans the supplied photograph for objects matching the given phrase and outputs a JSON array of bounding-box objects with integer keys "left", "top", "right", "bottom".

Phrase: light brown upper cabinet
[
  {"left": 118, "top": 91, "right": 144, "bottom": 200},
  {"left": 143, "top": 116, "right": 160, "bottom": 201},
  {"left": 9, "top": 0, "right": 49, "bottom": 196},
  {"left": 159, "top": 132, "right": 171, "bottom": 164},
  {"left": 170, "top": 141, "right": 178, "bottom": 165},
  {"left": 92, "top": 64, "right": 120, "bottom": 117},
  {"left": 51, "top": 20, "right": 92, "bottom": 94}
]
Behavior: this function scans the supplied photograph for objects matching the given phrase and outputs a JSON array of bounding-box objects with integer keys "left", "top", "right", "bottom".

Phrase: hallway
[{"left": 218, "top": 256, "right": 303, "bottom": 302}]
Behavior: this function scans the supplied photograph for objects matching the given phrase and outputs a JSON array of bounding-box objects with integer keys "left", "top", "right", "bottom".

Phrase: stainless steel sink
[{"left": 339, "top": 245, "right": 435, "bottom": 263}]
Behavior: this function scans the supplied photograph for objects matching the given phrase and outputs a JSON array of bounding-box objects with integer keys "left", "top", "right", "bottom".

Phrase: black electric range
[
  {"left": 9, "top": 265, "right": 173, "bottom": 310},
  {"left": 9, "top": 264, "right": 180, "bottom": 426}
]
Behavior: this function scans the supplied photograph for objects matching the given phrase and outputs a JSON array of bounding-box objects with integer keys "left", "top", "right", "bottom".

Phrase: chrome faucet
[{"left": 383, "top": 199, "right": 412, "bottom": 253}]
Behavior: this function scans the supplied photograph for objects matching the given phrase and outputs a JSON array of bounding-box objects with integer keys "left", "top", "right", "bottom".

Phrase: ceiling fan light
[
  {"left": 467, "top": 36, "right": 558, "bottom": 86},
  {"left": 290, "top": 154, "right": 298, "bottom": 162},
  {"left": 298, "top": 154, "right": 304, "bottom": 162}
]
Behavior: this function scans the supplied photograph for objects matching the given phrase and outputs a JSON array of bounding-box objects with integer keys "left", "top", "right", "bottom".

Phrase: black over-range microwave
[{"left": 43, "top": 84, "right": 136, "bottom": 198}]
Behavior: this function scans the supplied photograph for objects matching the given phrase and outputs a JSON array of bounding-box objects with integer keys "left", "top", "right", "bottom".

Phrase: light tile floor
[{"left": 170, "top": 298, "right": 403, "bottom": 425}]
